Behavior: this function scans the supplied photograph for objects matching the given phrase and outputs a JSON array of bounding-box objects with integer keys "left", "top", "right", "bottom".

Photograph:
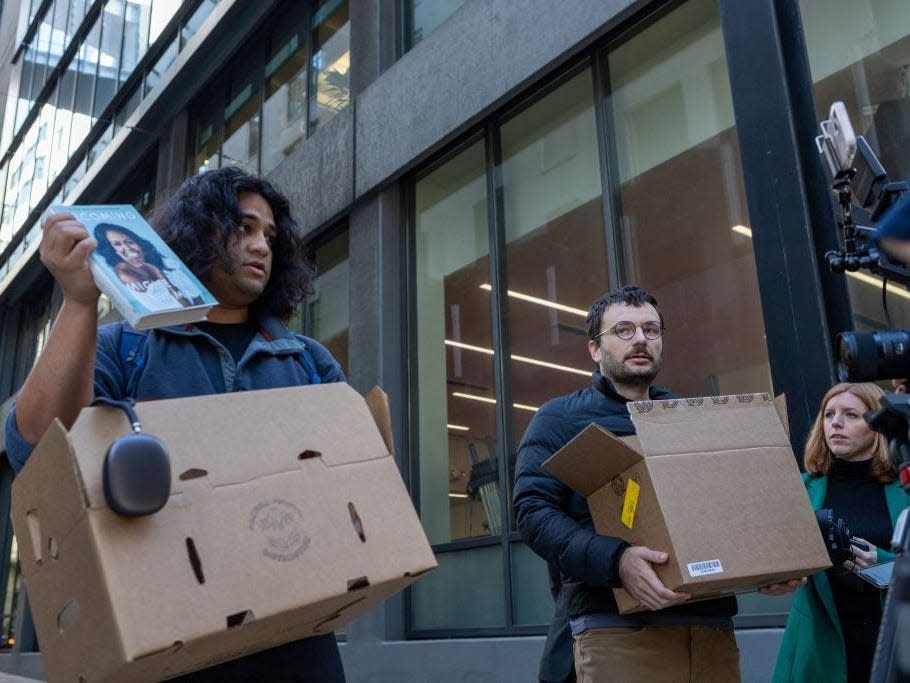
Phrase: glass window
[
  {"left": 222, "top": 60, "right": 262, "bottom": 171},
  {"left": 149, "top": 0, "right": 181, "bottom": 45},
  {"left": 261, "top": 4, "right": 308, "bottom": 174},
  {"left": 191, "top": 94, "right": 222, "bottom": 174},
  {"left": 2, "top": 61, "right": 24, "bottom": 152},
  {"left": 410, "top": 546, "right": 505, "bottom": 630},
  {"left": 16, "top": 41, "right": 36, "bottom": 135},
  {"left": 49, "top": 65, "right": 75, "bottom": 186},
  {"left": 65, "top": 0, "right": 89, "bottom": 49},
  {"left": 306, "top": 229, "right": 350, "bottom": 373},
  {"left": 309, "top": 0, "right": 350, "bottom": 133},
  {"left": 404, "top": 0, "right": 464, "bottom": 49},
  {"left": 800, "top": 0, "right": 910, "bottom": 336},
  {"left": 120, "top": 0, "right": 152, "bottom": 85},
  {"left": 415, "top": 140, "right": 505, "bottom": 551},
  {"left": 114, "top": 85, "right": 141, "bottom": 133},
  {"left": 145, "top": 36, "right": 177, "bottom": 95},
  {"left": 498, "top": 68, "right": 606, "bottom": 624},
  {"left": 607, "top": 0, "right": 770, "bottom": 399},
  {"left": 30, "top": 5, "right": 53, "bottom": 97},
  {"left": 70, "top": 13, "right": 103, "bottom": 158},
  {"left": 0, "top": 162, "right": 9, "bottom": 250},
  {"left": 30, "top": 99, "right": 57, "bottom": 206},
  {"left": 94, "top": 1, "right": 126, "bottom": 117},
  {"left": 45, "top": 0, "right": 70, "bottom": 74},
  {"left": 180, "top": 0, "right": 216, "bottom": 49}
]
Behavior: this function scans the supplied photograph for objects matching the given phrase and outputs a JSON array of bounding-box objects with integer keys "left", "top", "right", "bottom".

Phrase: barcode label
[{"left": 687, "top": 559, "right": 723, "bottom": 577}]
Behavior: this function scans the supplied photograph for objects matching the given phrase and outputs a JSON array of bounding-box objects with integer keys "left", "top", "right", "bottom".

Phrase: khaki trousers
[{"left": 573, "top": 625, "right": 741, "bottom": 683}]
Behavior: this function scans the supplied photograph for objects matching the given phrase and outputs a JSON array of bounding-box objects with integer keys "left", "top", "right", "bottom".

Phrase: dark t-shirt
[{"left": 196, "top": 320, "right": 258, "bottom": 365}]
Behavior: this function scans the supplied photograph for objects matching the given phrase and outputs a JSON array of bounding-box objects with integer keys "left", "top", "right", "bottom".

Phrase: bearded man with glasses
[{"left": 514, "top": 285, "right": 750, "bottom": 683}]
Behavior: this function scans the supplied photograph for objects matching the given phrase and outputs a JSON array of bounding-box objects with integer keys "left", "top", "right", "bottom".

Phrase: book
[{"left": 44, "top": 204, "right": 218, "bottom": 330}]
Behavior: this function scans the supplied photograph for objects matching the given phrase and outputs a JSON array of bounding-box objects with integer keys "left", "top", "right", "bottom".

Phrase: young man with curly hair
[{"left": 5, "top": 167, "right": 347, "bottom": 681}]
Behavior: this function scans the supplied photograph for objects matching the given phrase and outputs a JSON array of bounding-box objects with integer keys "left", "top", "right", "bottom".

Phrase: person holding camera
[{"left": 773, "top": 382, "right": 909, "bottom": 683}]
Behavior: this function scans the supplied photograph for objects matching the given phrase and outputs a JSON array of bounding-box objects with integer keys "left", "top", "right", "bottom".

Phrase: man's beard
[{"left": 600, "top": 345, "right": 663, "bottom": 388}]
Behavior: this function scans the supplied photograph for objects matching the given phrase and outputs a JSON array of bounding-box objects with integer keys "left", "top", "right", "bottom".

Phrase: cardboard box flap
[
  {"left": 364, "top": 386, "right": 395, "bottom": 456},
  {"left": 11, "top": 420, "right": 90, "bottom": 574},
  {"left": 67, "top": 383, "right": 392, "bottom": 509},
  {"left": 627, "top": 393, "right": 790, "bottom": 456},
  {"left": 774, "top": 394, "right": 790, "bottom": 439},
  {"left": 543, "top": 423, "right": 643, "bottom": 497}
]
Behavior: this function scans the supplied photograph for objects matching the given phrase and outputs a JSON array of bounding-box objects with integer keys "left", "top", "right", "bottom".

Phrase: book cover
[{"left": 45, "top": 205, "right": 218, "bottom": 330}]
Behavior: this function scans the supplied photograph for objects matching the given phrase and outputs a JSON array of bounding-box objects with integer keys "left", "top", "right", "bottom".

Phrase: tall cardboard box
[
  {"left": 11, "top": 383, "right": 437, "bottom": 682},
  {"left": 544, "top": 393, "right": 830, "bottom": 614}
]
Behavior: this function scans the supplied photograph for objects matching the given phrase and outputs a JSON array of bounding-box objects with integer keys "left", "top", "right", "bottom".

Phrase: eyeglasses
[{"left": 594, "top": 321, "right": 665, "bottom": 341}]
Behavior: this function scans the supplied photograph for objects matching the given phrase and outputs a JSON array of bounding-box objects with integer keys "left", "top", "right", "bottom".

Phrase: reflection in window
[
  {"left": 309, "top": 0, "right": 350, "bottom": 133},
  {"left": 800, "top": 0, "right": 910, "bottom": 335},
  {"left": 120, "top": 0, "right": 152, "bottom": 85},
  {"left": 415, "top": 141, "right": 501, "bottom": 546},
  {"left": 187, "top": 1, "right": 350, "bottom": 174},
  {"left": 499, "top": 68, "right": 606, "bottom": 625},
  {"left": 608, "top": 0, "right": 771, "bottom": 399},
  {"left": 94, "top": 2, "right": 126, "bottom": 117},
  {"left": 306, "top": 229, "right": 350, "bottom": 374},
  {"left": 193, "top": 98, "right": 222, "bottom": 174},
  {"left": 223, "top": 62, "right": 262, "bottom": 171},
  {"left": 262, "top": 4, "right": 309, "bottom": 175}
]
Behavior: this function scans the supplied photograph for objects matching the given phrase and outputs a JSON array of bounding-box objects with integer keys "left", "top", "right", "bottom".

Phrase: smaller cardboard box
[
  {"left": 11, "top": 383, "right": 437, "bottom": 682},
  {"left": 544, "top": 393, "right": 830, "bottom": 614}
]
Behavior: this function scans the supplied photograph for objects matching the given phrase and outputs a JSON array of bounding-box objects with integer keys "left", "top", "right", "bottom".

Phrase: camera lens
[{"left": 837, "top": 329, "right": 910, "bottom": 381}]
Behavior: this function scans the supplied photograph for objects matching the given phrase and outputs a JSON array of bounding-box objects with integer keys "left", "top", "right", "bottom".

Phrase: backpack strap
[
  {"left": 117, "top": 327, "right": 151, "bottom": 398},
  {"left": 298, "top": 343, "right": 322, "bottom": 385}
]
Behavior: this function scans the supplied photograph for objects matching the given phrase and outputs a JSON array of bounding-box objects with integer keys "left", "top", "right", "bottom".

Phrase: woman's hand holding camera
[{"left": 844, "top": 536, "right": 876, "bottom": 573}]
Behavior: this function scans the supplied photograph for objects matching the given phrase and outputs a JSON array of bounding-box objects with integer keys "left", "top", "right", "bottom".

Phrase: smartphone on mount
[{"left": 816, "top": 101, "right": 858, "bottom": 179}]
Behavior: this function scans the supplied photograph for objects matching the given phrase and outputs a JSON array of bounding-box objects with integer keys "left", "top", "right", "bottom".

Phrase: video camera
[
  {"left": 817, "top": 101, "right": 910, "bottom": 682},
  {"left": 817, "top": 102, "right": 910, "bottom": 383}
]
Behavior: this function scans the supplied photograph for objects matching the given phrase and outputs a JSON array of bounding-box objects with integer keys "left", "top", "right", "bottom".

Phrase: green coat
[{"left": 771, "top": 472, "right": 908, "bottom": 683}]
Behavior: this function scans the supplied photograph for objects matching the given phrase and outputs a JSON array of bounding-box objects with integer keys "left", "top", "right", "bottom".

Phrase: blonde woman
[{"left": 773, "top": 382, "right": 909, "bottom": 683}]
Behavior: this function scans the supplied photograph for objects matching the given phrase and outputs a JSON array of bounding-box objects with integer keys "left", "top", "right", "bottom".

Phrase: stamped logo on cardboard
[{"left": 249, "top": 499, "right": 311, "bottom": 561}]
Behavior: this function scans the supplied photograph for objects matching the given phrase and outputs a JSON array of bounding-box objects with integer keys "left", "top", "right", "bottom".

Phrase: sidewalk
[{"left": 0, "top": 674, "right": 41, "bottom": 682}]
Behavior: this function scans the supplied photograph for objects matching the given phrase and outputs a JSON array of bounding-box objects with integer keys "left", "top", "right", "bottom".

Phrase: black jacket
[{"left": 513, "top": 371, "right": 736, "bottom": 682}]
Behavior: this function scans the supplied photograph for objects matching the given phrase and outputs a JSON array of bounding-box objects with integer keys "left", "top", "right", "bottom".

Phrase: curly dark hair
[
  {"left": 94, "top": 223, "right": 167, "bottom": 270},
  {"left": 586, "top": 285, "right": 663, "bottom": 340},
  {"left": 150, "top": 166, "right": 313, "bottom": 321}
]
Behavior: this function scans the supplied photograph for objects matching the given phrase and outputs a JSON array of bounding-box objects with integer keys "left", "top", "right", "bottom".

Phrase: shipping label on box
[
  {"left": 544, "top": 393, "right": 830, "bottom": 614},
  {"left": 11, "top": 383, "right": 437, "bottom": 682}
]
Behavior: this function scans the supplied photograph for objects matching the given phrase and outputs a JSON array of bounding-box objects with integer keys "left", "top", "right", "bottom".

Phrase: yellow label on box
[{"left": 621, "top": 478, "right": 640, "bottom": 529}]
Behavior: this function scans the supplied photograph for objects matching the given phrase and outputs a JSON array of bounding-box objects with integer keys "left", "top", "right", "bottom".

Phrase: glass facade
[
  {"left": 0, "top": 0, "right": 221, "bottom": 287},
  {"left": 410, "top": 0, "right": 783, "bottom": 634},
  {"left": 800, "top": 0, "right": 910, "bottom": 336},
  {"left": 189, "top": 0, "right": 350, "bottom": 175}
]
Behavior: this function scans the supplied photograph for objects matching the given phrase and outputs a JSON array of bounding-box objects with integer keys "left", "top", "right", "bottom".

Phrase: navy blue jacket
[
  {"left": 513, "top": 371, "right": 736, "bottom": 682},
  {"left": 5, "top": 316, "right": 345, "bottom": 471}
]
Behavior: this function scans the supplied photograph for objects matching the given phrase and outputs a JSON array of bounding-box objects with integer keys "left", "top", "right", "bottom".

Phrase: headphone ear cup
[{"left": 102, "top": 434, "right": 171, "bottom": 517}]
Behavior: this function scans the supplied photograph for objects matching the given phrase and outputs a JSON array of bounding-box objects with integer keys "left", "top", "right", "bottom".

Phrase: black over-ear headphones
[{"left": 92, "top": 397, "right": 171, "bottom": 517}]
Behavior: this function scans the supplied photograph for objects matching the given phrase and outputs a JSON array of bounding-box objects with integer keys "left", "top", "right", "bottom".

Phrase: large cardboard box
[
  {"left": 11, "top": 383, "right": 437, "bottom": 682},
  {"left": 543, "top": 393, "right": 830, "bottom": 614}
]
